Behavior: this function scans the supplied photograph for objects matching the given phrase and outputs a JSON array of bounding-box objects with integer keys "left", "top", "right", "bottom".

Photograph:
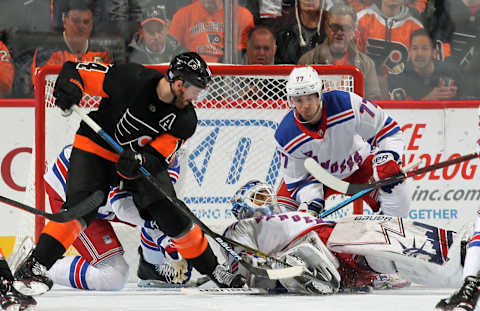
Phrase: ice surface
[{"left": 32, "top": 283, "right": 467, "bottom": 311}]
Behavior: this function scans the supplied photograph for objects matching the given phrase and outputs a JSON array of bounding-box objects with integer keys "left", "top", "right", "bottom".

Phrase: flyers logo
[{"left": 365, "top": 38, "right": 408, "bottom": 73}]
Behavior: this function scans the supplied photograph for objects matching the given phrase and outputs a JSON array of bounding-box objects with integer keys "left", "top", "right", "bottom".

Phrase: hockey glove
[
  {"left": 372, "top": 150, "right": 404, "bottom": 193},
  {"left": 53, "top": 63, "right": 84, "bottom": 116},
  {"left": 298, "top": 199, "right": 325, "bottom": 218},
  {"left": 116, "top": 149, "right": 145, "bottom": 180}
]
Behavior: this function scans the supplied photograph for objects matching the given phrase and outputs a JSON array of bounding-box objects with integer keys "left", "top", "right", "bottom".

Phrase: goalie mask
[
  {"left": 286, "top": 66, "right": 323, "bottom": 124},
  {"left": 231, "top": 180, "right": 279, "bottom": 220}
]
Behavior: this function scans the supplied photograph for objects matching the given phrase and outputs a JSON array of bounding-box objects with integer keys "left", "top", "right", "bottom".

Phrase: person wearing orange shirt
[
  {"left": 168, "top": 0, "right": 254, "bottom": 63},
  {"left": 356, "top": 0, "right": 424, "bottom": 76},
  {"left": 298, "top": 5, "right": 384, "bottom": 99},
  {"left": 0, "top": 41, "right": 14, "bottom": 98}
]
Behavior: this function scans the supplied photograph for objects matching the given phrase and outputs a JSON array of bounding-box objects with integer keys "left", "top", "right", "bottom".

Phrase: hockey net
[{"left": 32, "top": 64, "right": 363, "bottom": 278}]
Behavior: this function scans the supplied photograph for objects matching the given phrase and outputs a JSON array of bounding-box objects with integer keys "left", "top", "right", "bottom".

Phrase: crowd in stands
[{"left": 0, "top": 0, "right": 478, "bottom": 100}]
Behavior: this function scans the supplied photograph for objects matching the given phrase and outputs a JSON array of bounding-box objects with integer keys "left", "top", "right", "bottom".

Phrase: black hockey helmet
[{"left": 167, "top": 52, "right": 212, "bottom": 89}]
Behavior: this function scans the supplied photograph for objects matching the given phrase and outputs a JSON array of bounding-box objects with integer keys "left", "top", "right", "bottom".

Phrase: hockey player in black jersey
[{"left": 14, "top": 52, "right": 246, "bottom": 295}]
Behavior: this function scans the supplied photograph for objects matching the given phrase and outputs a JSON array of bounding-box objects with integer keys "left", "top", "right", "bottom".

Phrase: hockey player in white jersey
[
  {"left": 223, "top": 180, "right": 464, "bottom": 294},
  {"left": 275, "top": 66, "right": 409, "bottom": 217},
  {"left": 15, "top": 145, "right": 192, "bottom": 292}
]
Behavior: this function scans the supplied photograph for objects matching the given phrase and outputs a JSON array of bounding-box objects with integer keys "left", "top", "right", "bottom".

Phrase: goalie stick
[
  {"left": 71, "top": 106, "right": 304, "bottom": 281},
  {"left": 305, "top": 152, "right": 479, "bottom": 194},
  {"left": 0, "top": 191, "right": 105, "bottom": 222},
  {"left": 320, "top": 159, "right": 424, "bottom": 218}
]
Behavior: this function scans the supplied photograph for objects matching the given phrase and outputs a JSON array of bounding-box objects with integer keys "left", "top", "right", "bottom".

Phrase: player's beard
[{"left": 173, "top": 89, "right": 190, "bottom": 109}]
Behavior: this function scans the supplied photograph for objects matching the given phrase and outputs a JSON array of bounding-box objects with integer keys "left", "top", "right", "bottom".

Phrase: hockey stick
[
  {"left": 319, "top": 159, "right": 424, "bottom": 218},
  {"left": 71, "top": 106, "right": 303, "bottom": 281},
  {"left": 0, "top": 191, "right": 104, "bottom": 223},
  {"left": 305, "top": 152, "right": 479, "bottom": 195}
]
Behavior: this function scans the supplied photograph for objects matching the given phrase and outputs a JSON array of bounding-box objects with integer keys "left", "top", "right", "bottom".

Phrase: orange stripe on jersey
[
  {"left": 172, "top": 224, "right": 208, "bottom": 259},
  {"left": 149, "top": 133, "right": 182, "bottom": 160},
  {"left": 72, "top": 134, "right": 120, "bottom": 162},
  {"left": 78, "top": 69, "right": 108, "bottom": 97},
  {"left": 42, "top": 219, "right": 83, "bottom": 250}
]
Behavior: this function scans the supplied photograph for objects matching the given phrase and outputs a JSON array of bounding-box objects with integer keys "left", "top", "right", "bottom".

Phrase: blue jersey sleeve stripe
[
  {"left": 326, "top": 115, "right": 355, "bottom": 129},
  {"left": 52, "top": 165, "right": 67, "bottom": 192},
  {"left": 109, "top": 192, "right": 131, "bottom": 204},
  {"left": 376, "top": 127, "right": 401, "bottom": 144},
  {"left": 288, "top": 136, "right": 314, "bottom": 154}
]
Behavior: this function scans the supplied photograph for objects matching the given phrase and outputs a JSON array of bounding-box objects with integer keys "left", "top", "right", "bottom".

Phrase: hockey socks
[{"left": 48, "top": 255, "right": 128, "bottom": 291}]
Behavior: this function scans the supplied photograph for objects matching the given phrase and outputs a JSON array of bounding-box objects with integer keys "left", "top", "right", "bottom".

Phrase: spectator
[
  {"left": 168, "top": 0, "right": 254, "bottom": 63},
  {"left": 387, "top": 29, "right": 463, "bottom": 100},
  {"left": 237, "top": 25, "right": 283, "bottom": 100},
  {"left": 0, "top": 40, "right": 14, "bottom": 98},
  {"left": 243, "top": 25, "right": 277, "bottom": 65},
  {"left": 356, "top": 0, "right": 424, "bottom": 75},
  {"left": 298, "top": 4, "right": 384, "bottom": 99},
  {"left": 433, "top": 0, "right": 480, "bottom": 69},
  {"left": 13, "top": 0, "right": 112, "bottom": 97},
  {"left": 273, "top": 0, "right": 328, "bottom": 64},
  {"left": 243, "top": 0, "right": 284, "bottom": 25},
  {"left": 128, "top": 8, "right": 185, "bottom": 64}
]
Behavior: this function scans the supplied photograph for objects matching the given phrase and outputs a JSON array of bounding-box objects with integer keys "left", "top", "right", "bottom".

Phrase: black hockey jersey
[{"left": 58, "top": 61, "right": 197, "bottom": 163}]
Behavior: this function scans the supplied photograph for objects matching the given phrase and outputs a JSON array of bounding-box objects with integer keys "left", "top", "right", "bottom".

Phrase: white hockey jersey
[
  {"left": 274, "top": 90, "right": 404, "bottom": 203},
  {"left": 223, "top": 211, "right": 333, "bottom": 257}
]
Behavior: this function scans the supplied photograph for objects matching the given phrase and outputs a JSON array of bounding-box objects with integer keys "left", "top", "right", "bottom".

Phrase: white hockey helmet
[
  {"left": 231, "top": 180, "right": 279, "bottom": 220},
  {"left": 286, "top": 66, "right": 323, "bottom": 100}
]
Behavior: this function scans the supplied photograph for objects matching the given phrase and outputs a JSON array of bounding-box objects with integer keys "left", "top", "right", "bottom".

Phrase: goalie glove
[
  {"left": 372, "top": 150, "right": 404, "bottom": 193},
  {"left": 53, "top": 61, "right": 84, "bottom": 116}
]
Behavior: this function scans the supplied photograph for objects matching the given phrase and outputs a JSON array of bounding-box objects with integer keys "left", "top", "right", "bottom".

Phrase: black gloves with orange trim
[
  {"left": 116, "top": 150, "right": 146, "bottom": 180},
  {"left": 53, "top": 62, "right": 84, "bottom": 116}
]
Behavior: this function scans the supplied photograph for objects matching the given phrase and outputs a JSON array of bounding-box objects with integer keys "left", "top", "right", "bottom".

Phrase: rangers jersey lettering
[{"left": 223, "top": 211, "right": 334, "bottom": 255}]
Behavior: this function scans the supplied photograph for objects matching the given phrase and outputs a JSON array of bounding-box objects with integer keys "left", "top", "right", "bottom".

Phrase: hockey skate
[
  {"left": 137, "top": 247, "right": 198, "bottom": 288},
  {"left": 13, "top": 252, "right": 53, "bottom": 296},
  {"left": 209, "top": 264, "right": 246, "bottom": 288},
  {"left": 0, "top": 276, "right": 37, "bottom": 311},
  {"left": 436, "top": 275, "right": 480, "bottom": 311}
]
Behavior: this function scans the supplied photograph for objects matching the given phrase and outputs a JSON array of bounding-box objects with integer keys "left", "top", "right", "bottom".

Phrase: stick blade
[
  {"left": 304, "top": 158, "right": 350, "bottom": 193},
  {"left": 266, "top": 265, "right": 305, "bottom": 280}
]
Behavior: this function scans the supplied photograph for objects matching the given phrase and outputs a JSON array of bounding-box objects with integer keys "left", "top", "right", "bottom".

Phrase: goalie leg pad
[{"left": 278, "top": 242, "right": 341, "bottom": 294}]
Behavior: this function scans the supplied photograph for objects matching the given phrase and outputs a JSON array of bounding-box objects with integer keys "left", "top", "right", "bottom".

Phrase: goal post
[{"left": 33, "top": 64, "right": 364, "bottom": 239}]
